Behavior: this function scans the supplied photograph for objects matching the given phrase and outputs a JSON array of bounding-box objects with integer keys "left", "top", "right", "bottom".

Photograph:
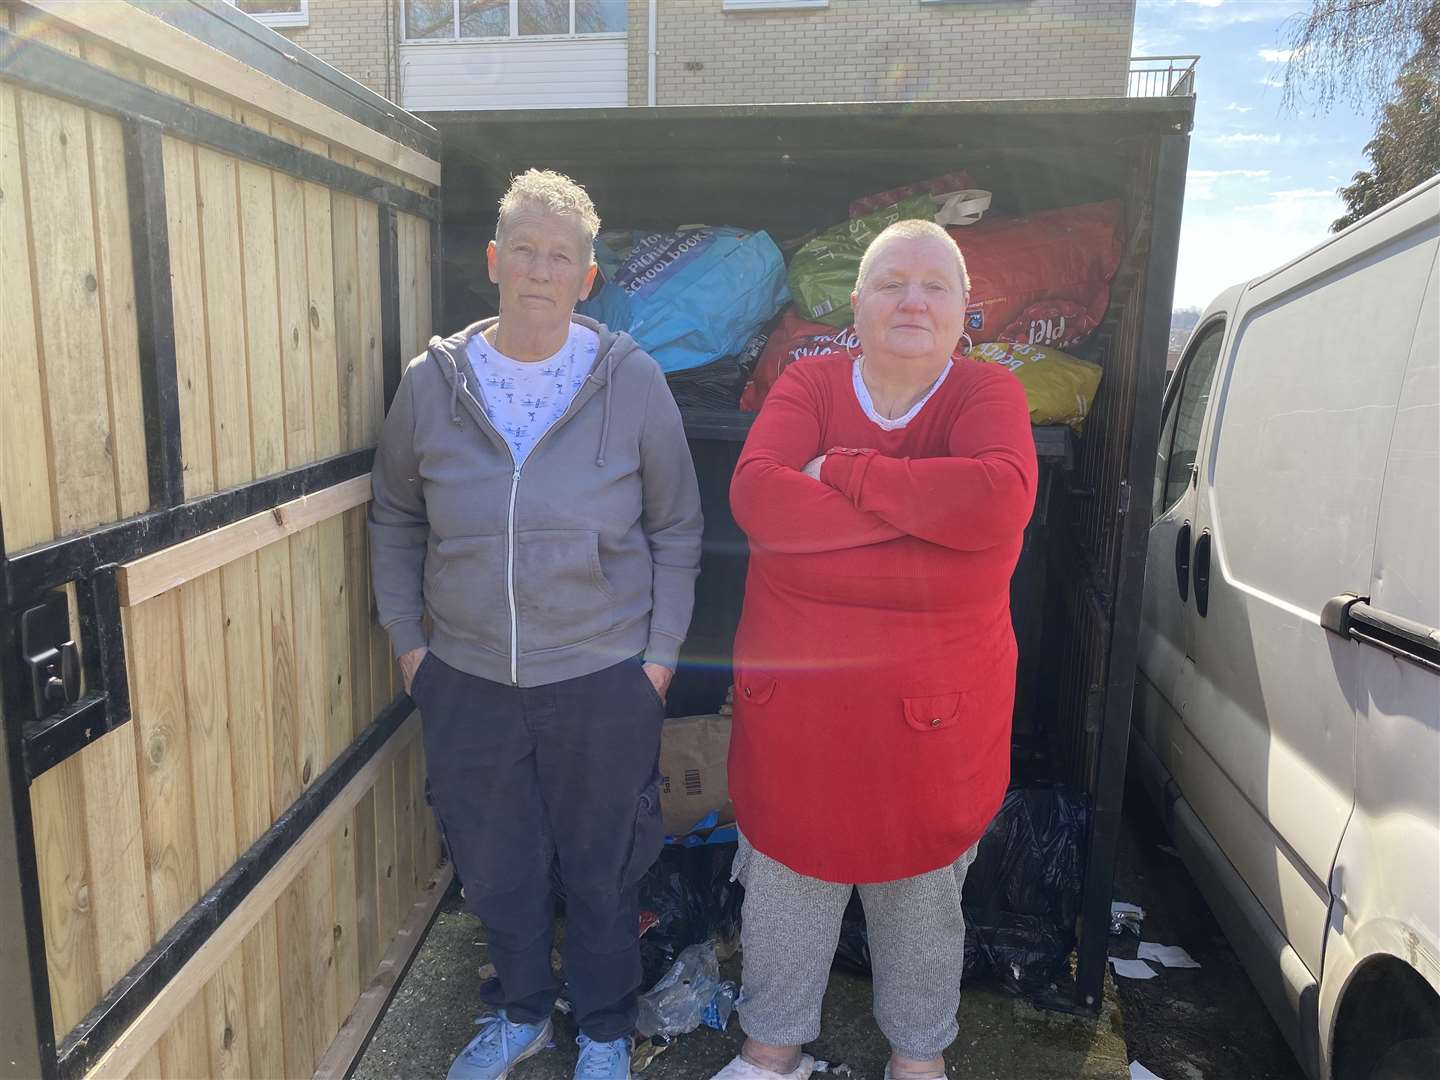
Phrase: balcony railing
[{"left": 1128, "top": 55, "right": 1199, "bottom": 98}]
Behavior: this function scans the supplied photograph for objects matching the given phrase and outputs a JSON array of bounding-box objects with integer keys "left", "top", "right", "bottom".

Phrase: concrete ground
[{"left": 354, "top": 893, "right": 1131, "bottom": 1080}]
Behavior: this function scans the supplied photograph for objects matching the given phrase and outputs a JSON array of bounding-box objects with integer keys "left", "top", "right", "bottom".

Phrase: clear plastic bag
[{"left": 635, "top": 942, "right": 721, "bottom": 1038}]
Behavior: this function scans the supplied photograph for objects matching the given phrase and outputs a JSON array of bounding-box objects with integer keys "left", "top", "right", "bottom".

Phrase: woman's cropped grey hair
[
  {"left": 856, "top": 218, "right": 972, "bottom": 294},
  {"left": 495, "top": 168, "right": 601, "bottom": 264}
]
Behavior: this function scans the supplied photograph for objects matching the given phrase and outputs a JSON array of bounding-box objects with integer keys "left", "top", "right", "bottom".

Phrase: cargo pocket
[
  {"left": 426, "top": 535, "right": 508, "bottom": 654},
  {"left": 902, "top": 691, "right": 965, "bottom": 732},
  {"left": 620, "top": 779, "right": 665, "bottom": 889}
]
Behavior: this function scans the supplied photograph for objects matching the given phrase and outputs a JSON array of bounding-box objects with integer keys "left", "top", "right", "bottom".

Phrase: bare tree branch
[{"left": 1282, "top": 0, "right": 1439, "bottom": 114}]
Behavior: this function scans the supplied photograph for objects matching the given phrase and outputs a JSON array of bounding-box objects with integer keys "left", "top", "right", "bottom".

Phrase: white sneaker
[{"left": 709, "top": 1054, "right": 815, "bottom": 1080}]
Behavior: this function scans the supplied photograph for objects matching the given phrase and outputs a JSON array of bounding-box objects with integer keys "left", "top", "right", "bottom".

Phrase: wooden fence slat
[
  {"left": 117, "top": 475, "right": 371, "bottom": 606},
  {"left": 275, "top": 167, "right": 316, "bottom": 468},
  {"left": 397, "top": 212, "right": 418, "bottom": 364},
  {"left": 0, "top": 80, "right": 56, "bottom": 549},
  {"left": 330, "top": 152, "right": 364, "bottom": 453},
  {"left": 159, "top": 997, "right": 210, "bottom": 1080},
  {"left": 192, "top": 89, "right": 254, "bottom": 492},
  {"left": 157, "top": 128, "right": 216, "bottom": 500},
  {"left": 29, "top": 755, "right": 99, "bottom": 1040},
  {"left": 372, "top": 761, "right": 399, "bottom": 946},
  {"left": 353, "top": 171, "right": 384, "bottom": 446},
  {"left": 220, "top": 554, "right": 274, "bottom": 849},
  {"left": 201, "top": 953, "right": 251, "bottom": 1080},
  {"left": 302, "top": 135, "right": 342, "bottom": 461},
  {"left": 179, "top": 572, "right": 239, "bottom": 890},
  {"left": 19, "top": 85, "right": 118, "bottom": 534},
  {"left": 128, "top": 591, "right": 202, "bottom": 929},
  {"left": 80, "top": 45, "right": 149, "bottom": 522},
  {"left": 239, "top": 910, "right": 285, "bottom": 1080},
  {"left": 237, "top": 152, "right": 286, "bottom": 480},
  {"left": 80, "top": 726, "right": 153, "bottom": 992}
]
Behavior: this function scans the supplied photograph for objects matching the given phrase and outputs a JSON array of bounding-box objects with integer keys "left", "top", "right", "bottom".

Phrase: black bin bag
[{"left": 834, "top": 785, "right": 1088, "bottom": 996}]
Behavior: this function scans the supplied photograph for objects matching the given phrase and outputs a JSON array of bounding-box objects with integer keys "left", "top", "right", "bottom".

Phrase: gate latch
[{"left": 20, "top": 592, "right": 81, "bottom": 721}]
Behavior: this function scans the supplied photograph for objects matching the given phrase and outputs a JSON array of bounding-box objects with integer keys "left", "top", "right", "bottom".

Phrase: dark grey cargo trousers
[{"left": 411, "top": 652, "right": 666, "bottom": 1042}]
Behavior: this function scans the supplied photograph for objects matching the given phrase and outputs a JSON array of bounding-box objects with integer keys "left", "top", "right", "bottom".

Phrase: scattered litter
[
  {"left": 703, "top": 980, "right": 738, "bottom": 1030},
  {"left": 1111, "top": 901, "right": 1146, "bottom": 937},
  {"left": 1130, "top": 1061, "right": 1166, "bottom": 1080},
  {"left": 554, "top": 997, "right": 573, "bottom": 1015},
  {"left": 812, "top": 1062, "right": 856, "bottom": 1075},
  {"left": 1138, "top": 942, "right": 1201, "bottom": 969},
  {"left": 631, "top": 1035, "right": 673, "bottom": 1073},
  {"left": 1109, "top": 957, "right": 1159, "bottom": 980},
  {"left": 636, "top": 942, "right": 721, "bottom": 1037},
  {"left": 1157, "top": 843, "right": 1180, "bottom": 858}
]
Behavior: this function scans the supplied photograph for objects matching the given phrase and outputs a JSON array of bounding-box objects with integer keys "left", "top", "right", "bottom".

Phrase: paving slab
[{"left": 355, "top": 891, "right": 1129, "bottom": 1080}]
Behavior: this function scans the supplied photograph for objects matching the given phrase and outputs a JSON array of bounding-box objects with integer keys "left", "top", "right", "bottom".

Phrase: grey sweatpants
[{"left": 732, "top": 834, "right": 978, "bottom": 1060}]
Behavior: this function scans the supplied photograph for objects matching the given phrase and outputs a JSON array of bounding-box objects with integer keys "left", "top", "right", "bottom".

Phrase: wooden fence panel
[{"left": 2, "top": 10, "right": 443, "bottom": 1077}]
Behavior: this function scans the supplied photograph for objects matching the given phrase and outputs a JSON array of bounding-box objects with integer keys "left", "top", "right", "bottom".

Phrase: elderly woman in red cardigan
[{"left": 711, "top": 220, "right": 1039, "bottom": 1080}]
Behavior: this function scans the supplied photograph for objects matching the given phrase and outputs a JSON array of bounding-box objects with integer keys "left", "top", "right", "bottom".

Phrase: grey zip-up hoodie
[{"left": 368, "top": 316, "right": 703, "bottom": 688}]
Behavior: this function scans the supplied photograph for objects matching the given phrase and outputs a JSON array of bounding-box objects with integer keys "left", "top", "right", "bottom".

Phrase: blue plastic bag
[{"left": 580, "top": 227, "right": 790, "bottom": 375}]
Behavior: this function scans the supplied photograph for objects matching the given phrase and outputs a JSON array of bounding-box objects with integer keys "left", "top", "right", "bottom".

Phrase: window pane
[
  {"left": 236, "top": 1, "right": 304, "bottom": 14},
  {"left": 405, "top": 0, "right": 454, "bottom": 39},
  {"left": 1152, "top": 378, "right": 1182, "bottom": 517},
  {"left": 1162, "top": 324, "right": 1224, "bottom": 509},
  {"left": 576, "top": 0, "right": 627, "bottom": 33},
  {"left": 519, "top": 0, "right": 572, "bottom": 35},
  {"left": 460, "top": 0, "right": 510, "bottom": 37}
]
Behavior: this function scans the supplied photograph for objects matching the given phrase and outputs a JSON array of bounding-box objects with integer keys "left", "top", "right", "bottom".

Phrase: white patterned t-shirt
[{"left": 466, "top": 324, "right": 599, "bottom": 464}]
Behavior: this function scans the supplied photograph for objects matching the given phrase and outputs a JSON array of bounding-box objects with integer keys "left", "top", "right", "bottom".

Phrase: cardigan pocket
[
  {"left": 902, "top": 691, "right": 964, "bottom": 732},
  {"left": 735, "top": 671, "right": 778, "bottom": 706}
]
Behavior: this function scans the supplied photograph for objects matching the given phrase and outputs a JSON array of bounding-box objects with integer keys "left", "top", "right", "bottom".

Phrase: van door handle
[
  {"left": 1175, "top": 521, "right": 1191, "bottom": 601},
  {"left": 1322, "top": 594, "right": 1440, "bottom": 674},
  {"left": 1194, "top": 530, "right": 1212, "bottom": 617}
]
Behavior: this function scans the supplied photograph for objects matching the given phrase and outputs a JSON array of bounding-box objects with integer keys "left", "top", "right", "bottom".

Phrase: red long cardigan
[{"left": 728, "top": 351, "right": 1039, "bottom": 883}]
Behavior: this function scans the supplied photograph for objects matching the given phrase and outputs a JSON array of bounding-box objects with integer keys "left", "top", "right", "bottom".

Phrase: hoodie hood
[{"left": 424, "top": 315, "right": 639, "bottom": 467}]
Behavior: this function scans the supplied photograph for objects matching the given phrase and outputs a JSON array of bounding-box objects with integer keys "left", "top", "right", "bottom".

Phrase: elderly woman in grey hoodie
[{"left": 369, "top": 169, "right": 703, "bottom": 1080}]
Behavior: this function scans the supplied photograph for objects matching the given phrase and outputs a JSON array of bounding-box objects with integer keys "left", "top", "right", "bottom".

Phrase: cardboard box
[{"left": 659, "top": 712, "right": 733, "bottom": 836}]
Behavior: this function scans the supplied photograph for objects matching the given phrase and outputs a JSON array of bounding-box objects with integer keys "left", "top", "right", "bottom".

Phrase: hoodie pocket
[
  {"left": 425, "top": 534, "right": 509, "bottom": 655},
  {"left": 514, "top": 529, "right": 617, "bottom": 653}
]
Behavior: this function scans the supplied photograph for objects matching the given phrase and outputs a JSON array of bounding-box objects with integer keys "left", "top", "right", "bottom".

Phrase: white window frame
[
  {"left": 401, "top": 1, "right": 628, "bottom": 45},
  {"left": 722, "top": 1, "right": 828, "bottom": 10},
  {"left": 228, "top": 0, "right": 310, "bottom": 30}
]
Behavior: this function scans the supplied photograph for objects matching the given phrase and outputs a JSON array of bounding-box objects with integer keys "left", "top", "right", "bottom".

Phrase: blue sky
[{"left": 1134, "top": 0, "right": 1376, "bottom": 308}]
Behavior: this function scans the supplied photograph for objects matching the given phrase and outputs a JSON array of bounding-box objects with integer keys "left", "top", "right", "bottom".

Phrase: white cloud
[
  {"left": 1175, "top": 185, "right": 1345, "bottom": 307},
  {"left": 1186, "top": 168, "right": 1272, "bottom": 200},
  {"left": 1224, "top": 102, "right": 1254, "bottom": 112},
  {"left": 1183, "top": 0, "right": 1224, "bottom": 7},
  {"left": 1208, "top": 132, "right": 1283, "bottom": 145},
  {"left": 1260, "top": 75, "right": 1285, "bottom": 88},
  {"left": 1258, "top": 47, "right": 1297, "bottom": 63}
]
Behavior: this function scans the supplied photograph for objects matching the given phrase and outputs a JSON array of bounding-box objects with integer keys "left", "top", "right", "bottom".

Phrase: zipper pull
[{"left": 513, "top": 467, "right": 521, "bottom": 480}]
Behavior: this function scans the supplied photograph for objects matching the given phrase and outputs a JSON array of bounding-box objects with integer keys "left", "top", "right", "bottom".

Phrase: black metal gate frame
[{"left": 0, "top": 27, "right": 443, "bottom": 1080}]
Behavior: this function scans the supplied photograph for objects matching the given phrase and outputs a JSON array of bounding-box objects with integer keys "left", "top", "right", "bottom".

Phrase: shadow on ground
[{"left": 354, "top": 892, "right": 1130, "bottom": 1080}]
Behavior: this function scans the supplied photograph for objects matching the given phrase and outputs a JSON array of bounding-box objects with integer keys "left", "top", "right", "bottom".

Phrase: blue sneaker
[
  {"left": 573, "top": 1034, "right": 631, "bottom": 1079},
  {"left": 446, "top": 1012, "right": 552, "bottom": 1080}
]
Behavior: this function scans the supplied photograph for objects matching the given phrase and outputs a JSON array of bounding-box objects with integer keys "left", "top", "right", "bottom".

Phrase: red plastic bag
[
  {"left": 849, "top": 171, "right": 976, "bottom": 219},
  {"left": 740, "top": 308, "right": 859, "bottom": 412},
  {"left": 954, "top": 200, "right": 1123, "bottom": 351}
]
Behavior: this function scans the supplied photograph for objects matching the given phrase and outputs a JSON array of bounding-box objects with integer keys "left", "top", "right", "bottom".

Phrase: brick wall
[
  {"left": 268, "top": 0, "right": 395, "bottom": 98},
  {"left": 627, "top": 0, "right": 1135, "bottom": 106}
]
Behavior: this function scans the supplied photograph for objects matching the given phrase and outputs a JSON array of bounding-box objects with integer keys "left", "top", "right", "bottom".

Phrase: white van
[{"left": 1132, "top": 175, "right": 1440, "bottom": 1080}]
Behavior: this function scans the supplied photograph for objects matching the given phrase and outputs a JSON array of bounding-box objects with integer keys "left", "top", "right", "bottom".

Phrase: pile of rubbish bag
[
  {"left": 571, "top": 172, "right": 1119, "bottom": 422},
  {"left": 834, "top": 785, "right": 1088, "bottom": 995},
  {"left": 633, "top": 784, "right": 1087, "bottom": 1013}
]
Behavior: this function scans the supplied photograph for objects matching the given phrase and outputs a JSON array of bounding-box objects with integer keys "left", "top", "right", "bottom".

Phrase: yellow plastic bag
[{"left": 973, "top": 341, "right": 1103, "bottom": 431}]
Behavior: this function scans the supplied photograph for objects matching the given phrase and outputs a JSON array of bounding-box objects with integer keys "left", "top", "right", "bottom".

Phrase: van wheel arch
[{"left": 1331, "top": 955, "right": 1440, "bottom": 1080}]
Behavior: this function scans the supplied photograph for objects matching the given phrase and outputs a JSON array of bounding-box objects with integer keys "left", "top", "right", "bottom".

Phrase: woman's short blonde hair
[
  {"left": 855, "top": 218, "right": 971, "bottom": 294},
  {"left": 495, "top": 169, "right": 601, "bottom": 264}
]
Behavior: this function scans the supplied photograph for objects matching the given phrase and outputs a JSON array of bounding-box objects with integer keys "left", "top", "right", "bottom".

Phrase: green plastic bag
[{"left": 787, "top": 194, "right": 935, "bottom": 327}]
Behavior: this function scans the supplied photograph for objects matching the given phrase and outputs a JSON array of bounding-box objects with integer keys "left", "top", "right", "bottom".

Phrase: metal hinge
[
  {"left": 19, "top": 591, "right": 81, "bottom": 722},
  {"left": 1117, "top": 480, "right": 1131, "bottom": 516}
]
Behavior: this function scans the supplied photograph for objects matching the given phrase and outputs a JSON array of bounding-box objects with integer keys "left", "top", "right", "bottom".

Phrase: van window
[{"left": 1153, "top": 321, "right": 1224, "bottom": 516}]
